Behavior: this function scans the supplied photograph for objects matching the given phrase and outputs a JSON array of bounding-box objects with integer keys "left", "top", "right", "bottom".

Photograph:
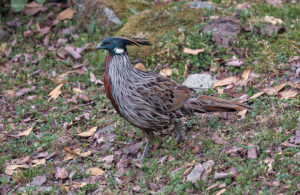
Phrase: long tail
[{"left": 185, "top": 95, "right": 250, "bottom": 113}]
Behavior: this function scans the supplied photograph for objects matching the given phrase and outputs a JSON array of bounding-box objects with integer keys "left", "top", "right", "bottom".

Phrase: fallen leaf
[
  {"left": 262, "top": 16, "right": 283, "bottom": 25},
  {"left": 247, "top": 144, "right": 258, "bottom": 159},
  {"left": 0, "top": 43, "right": 7, "bottom": 53},
  {"left": 186, "top": 160, "right": 215, "bottom": 183},
  {"left": 264, "top": 83, "right": 286, "bottom": 95},
  {"left": 32, "top": 158, "right": 46, "bottom": 166},
  {"left": 135, "top": 63, "right": 146, "bottom": 71},
  {"left": 237, "top": 109, "right": 247, "bottom": 119},
  {"left": 43, "top": 34, "right": 50, "bottom": 46},
  {"left": 216, "top": 87, "right": 224, "bottom": 94},
  {"left": 242, "top": 67, "right": 251, "bottom": 80},
  {"left": 18, "top": 127, "right": 33, "bottom": 137},
  {"left": 73, "top": 88, "right": 83, "bottom": 94},
  {"left": 295, "top": 123, "right": 300, "bottom": 145},
  {"left": 213, "top": 76, "right": 238, "bottom": 87},
  {"left": 5, "top": 164, "right": 29, "bottom": 175},
  {"left": 249, "top": 91, "right": 264, "bottom": 100},
  {"left": 79, "top": 94, "right": 90, "bottom": 102},
  {"left": 23, "top": 1, "right": 47, "bottom": 15},
  {"left": 159, "top": 68, "right": 172, "bottom": 77},
  {"left": 102, "top": 155, "right": 114, "bottom": 163},
  {"left": 206, "top": 183, "right": 219, "bottom": 191},
  {"left": 90, "top": 72, "right": 97, "bottom": 83},
  {"left": 78, "top": 126, "right": 98, "bottom": 137},
  {"left": 60, "top": 183, "right": 70, "bottom": 192},
  {"left": 65, "top": 45, "right": 81, "bottom": 59},
  {"left": 279, "top": 90, "right": 298, "bottom": 100},
  {"left": 56, "top": 8, "right": 76, "bottom": 20},
  {"left": 15, "top": 86, "right": 36, "bottom": 97},
  {"left": 183, "top": 48, "right": 205, "bottom": 55},
  {"left": 87, "top": 167, "right": 104, "bottom": 176},
  {"left": 48, "top": 84, "right": 63, "bottom": 102},
  {"left": 216, "top": 188, "right": 226, "bottom": 195},
  {"left": 265, "top": 0, "right": 283, "bottom": 7},
  {"left": 55, "top": 167, "right": 68, "bottom": 179},
  {"left": 73, "top": 182, "right": 87, "bottom": 188},
  {"left": 15, "top": 156, "right": 31, "bottom": 164},
  {"left": 225, "top": 59, "right": 244, "bottom": 67},
  {"left": 30, "top": 175, "right": 47, "bottom": 186},
  {"left": 264, "top": 158, "right": 274, "bottom": 173},
  {"left": 212, "top": 132, "right": 228, "bottom": 145}
]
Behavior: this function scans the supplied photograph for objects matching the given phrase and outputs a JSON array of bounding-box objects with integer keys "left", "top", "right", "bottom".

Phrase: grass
[{"left": 0, "top": 0, "right": 300, "bottom": 194}]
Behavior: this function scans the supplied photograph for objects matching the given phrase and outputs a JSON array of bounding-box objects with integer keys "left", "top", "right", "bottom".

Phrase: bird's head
[{"left": 95, "top": 37, "right": 151, "bottom": 55}]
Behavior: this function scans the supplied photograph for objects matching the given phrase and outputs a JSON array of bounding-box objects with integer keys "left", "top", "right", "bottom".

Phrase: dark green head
[{"left": 95, "top": 37, "right": 151, "bottom": 55}]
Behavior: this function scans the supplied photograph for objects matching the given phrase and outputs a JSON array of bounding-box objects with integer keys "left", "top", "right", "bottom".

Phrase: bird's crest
[{"left": 115, "top": 37, "right": 151, "bottom": 47}]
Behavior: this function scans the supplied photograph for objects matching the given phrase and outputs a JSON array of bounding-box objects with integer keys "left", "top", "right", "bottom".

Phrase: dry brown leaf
[
  {"left": 225, "top": 59, "right": 244, "bottom": 67},
  {"left": 237, "top": 109, "right": 247, "bottom": 119},
  {"left": 90, "top": 72, "right": 96, "bottom": 82},
  {"left": 135, "top": 63, "right": 146, "bottom": 71},
  {"left": 216, "top": 188, "right": 226, "bottom": 195},
  {"left": 56, "top": 8, "right": 75, "bottom": 20},
  {"left": 213, "top": 76, "right": 238, "bottom": 87},
  {"left": 264, "top": 158, "right": 274, "bottom": 173},
  {"left": 73, "top": 182, "right": 87, "bottom": 188},
  {"left": 15, "top": 86, "right": 36, "bottom": 97},
  {"left": 279, "top": 90, "right": 298, "bottom": 100},
  {"left": 247, "top": 144, "right": 258, "bottom": 159},
  {"left": 48, "top": 84, "right": 63, "bottom": 102},
  {"left": 249, "top": 91, "right": 264, "bottom": 100},
  {"left": 87, "top": 167, "right": 104, "bottom": 176},
  {"left": 23, "top": 1, "right": 47, "bottom": 15},
  {"left": 264, "top": 83, "right": 286, "bottom": 95},
  {"left": 216, "top": 87, "right": 224, "bottom": 94},
  {"left": 159, "top": 68, "right": 172, "bottom": 77},
  {"left": 212, "top": 132, "right": 228, "bottom": 145},
  {"left": 60, "top": 183, "right": 70, "bottom": 192},
  {"left": 0, "top": 43, "right": 7, "bottom": 53},
  {"left": 73, "top": 88, "right": 83, "bottom": 94},
  {"left": 5, "top": 164, "right": 29, "bottom": 175},
  {"left": 242, "top": 67, "right": 251, "bottom": 80},
  {"left": 78, "top": 126, "right": 98, "bottom": 137},
  {"left": 55, "top": 167, "right": 68, "bottom": 179},
  {"left": 18, "top": 127, "right": 33, "bottom": 137},
  {"left": 32, "top": 158, "right": 46, "bottom": 167},
  {"left": 183, "top": 48, "right": 205, "bottom": 55}
]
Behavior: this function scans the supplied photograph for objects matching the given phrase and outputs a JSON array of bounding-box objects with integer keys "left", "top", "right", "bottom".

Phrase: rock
[
  {"left": 203, "top": 17, "right": 243, "bottom": 47},
  {"left": 189, "top": 2, "right": 215, "bottom": 10},
  {"left": 182, "top": 73, "right": 216, "bottom": 92},
  {"left": 0, "top": 27, "right": 9, "bottom": 41},
  {"left": 104, "top": 7, "right": 121, "bottom": 25},
  {"left": 186, "top": 160, "right": 215, "bottom": 184},
  {"left": 73, "top": 0, "right": 149, "bottom": 32},
  {"left": 73, "top": 0, "right": 122, "bottom": 32}
]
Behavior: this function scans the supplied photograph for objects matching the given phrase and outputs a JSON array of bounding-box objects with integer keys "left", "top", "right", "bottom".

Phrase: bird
[{"left": 95, "top": 37, "right": 249, "bottom": 160}]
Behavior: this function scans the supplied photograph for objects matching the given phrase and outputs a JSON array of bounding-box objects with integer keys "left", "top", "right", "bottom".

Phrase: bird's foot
[
  {"left": 174, "top": 120, "right": 186, "bottom": 143},
  {"left": 133, "top": 129, "right": 153, "bottom": 161}
]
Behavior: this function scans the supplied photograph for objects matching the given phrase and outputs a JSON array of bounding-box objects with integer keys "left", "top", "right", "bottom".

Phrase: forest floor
[{"left": 0, "top": 0, "right": 299, "bottom": 194}]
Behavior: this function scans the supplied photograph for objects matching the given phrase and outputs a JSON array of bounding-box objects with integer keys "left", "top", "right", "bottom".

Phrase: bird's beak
[{"left": 95, "top": 43, "right": 104, "bottom": 50}]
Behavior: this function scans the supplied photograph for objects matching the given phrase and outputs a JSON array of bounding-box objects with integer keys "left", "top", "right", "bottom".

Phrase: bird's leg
[
  {"left": 139, "top": 129, "right": 154, "bottom": 160},
  {"left": 174, "top": 119, "right": 186, "bottom": 143}
]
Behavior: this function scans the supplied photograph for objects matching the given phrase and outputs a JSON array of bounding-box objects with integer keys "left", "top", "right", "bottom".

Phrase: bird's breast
[{"left": 104, "top": 54, "right": 122, "bottom": 115}]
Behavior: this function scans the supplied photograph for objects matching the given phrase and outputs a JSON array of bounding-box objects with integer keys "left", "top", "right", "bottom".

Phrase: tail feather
[{"left": 185, "top": 95, "right": 250, "bottom": 113}]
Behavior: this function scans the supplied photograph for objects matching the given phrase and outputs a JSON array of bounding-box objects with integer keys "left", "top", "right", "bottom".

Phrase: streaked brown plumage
[{"left": 95, "top": 37, "right": 249, "bottom": 159}]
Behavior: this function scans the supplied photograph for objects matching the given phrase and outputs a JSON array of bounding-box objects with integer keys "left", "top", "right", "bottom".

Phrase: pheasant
[{"left": 95, "top": 37, "right": 249, "bottom": 159}]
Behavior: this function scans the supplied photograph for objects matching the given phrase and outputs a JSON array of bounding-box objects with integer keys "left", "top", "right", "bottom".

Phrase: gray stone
[
  {"left": 104, "top": 7, "right": 122, "bottom": 25},
  {"left": 182, "top": 73, "right": 216, "bottom": 91},
  {"left": 73, "top": 0, "right": 122, "bottom": 32},
  {"left": 189, "top": 2, "right": 215, "bottom": 9},
  {"left": 0, "top": 27, "right": 9, "bottom": 41},
  {"left": 186, "top": 160, "right": 215, "bottom": 184}
]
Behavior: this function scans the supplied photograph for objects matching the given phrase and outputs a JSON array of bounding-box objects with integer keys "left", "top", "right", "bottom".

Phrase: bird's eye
[{"left": 105, "top": 42, "right": 111, "bottom": 45}]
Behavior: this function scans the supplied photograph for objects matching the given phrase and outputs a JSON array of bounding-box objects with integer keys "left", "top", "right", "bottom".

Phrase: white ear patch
[{"left": 114, "top": 48, "right": 124, "bottom": 54}]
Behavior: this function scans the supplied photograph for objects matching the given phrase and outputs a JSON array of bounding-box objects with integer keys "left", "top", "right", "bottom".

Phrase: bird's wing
[{"left": 136, "top": 75, "right": 191, "bottom": 113}]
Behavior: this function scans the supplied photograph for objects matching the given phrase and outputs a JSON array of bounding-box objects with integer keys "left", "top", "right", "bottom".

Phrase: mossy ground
[{"left": 0, "top": 0, "right": 299, "bottom": 194}]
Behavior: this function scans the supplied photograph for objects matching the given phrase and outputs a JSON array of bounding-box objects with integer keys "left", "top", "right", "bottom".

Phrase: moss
[
  {"left": 100, "top": 0, "right": 150, "bottom": 19},
  {"left": 117, "top": 3, "right": 205, "bottom": 59}
]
